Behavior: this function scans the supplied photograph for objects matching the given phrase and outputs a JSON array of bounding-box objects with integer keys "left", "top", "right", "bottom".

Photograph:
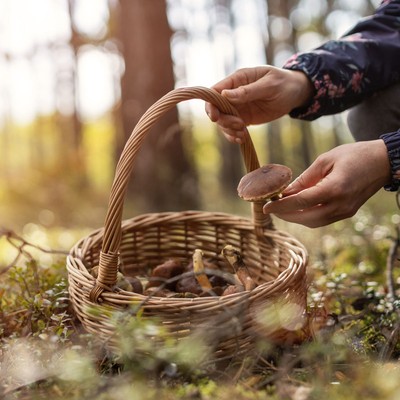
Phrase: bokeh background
[{"left": 0, "top": 0, "right": 397, "bottom": 258}]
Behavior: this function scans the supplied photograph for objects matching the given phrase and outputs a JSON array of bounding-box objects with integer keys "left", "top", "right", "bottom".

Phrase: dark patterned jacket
[{"left": 283, "top": 0, "right": 400, "bottom": 190}]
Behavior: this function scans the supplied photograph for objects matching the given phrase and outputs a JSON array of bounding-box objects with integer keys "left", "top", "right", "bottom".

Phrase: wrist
[{"left": 289, "top": 70, "right": 314, "bottom": 109}]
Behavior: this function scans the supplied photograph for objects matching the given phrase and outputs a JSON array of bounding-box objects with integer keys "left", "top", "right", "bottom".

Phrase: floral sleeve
[{"left": 283, "top": 0, "right": 400, "bottom": 120}]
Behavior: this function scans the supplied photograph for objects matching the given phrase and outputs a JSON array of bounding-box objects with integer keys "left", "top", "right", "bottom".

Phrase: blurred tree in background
[
  {"left": 0, "top": 0, "right": 382, "bottom": 232},
  {"left": 116, "top": 0, "right": 199, "bottom": 211}
]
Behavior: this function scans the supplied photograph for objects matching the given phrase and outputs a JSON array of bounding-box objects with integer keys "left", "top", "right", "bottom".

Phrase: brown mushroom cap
[{"left": 237, "top": 164, "right": 292, "bottom": 202}]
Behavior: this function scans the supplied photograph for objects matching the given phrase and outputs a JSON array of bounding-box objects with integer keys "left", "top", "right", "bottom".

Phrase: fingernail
[
  {"left": 207, "top": 109, "right": 219, "bottom": 121},
  {"left": 282, "top": 184, "right": 295, "bottom": 195}
]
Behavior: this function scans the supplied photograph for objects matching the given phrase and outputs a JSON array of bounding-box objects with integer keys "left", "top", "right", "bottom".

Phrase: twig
[
  {"left": 1, "top": 374, "right": 58, "bottom": 397},
  {"left": 0, "top": 228, "right": 68, "bottom": 275},
  {"left": 386, "top": 225, "right": 400, "bottom": 301},
  {"left": 380, "top": 222, "right": 400, "bottom": 361},
  {"left": 379, "top": 321, "right": 400, "bottom": 361}
]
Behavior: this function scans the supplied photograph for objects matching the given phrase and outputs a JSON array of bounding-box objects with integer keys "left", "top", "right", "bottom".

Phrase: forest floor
[{"left": 2, "top": 191, "right": 400, "bottom": 399}]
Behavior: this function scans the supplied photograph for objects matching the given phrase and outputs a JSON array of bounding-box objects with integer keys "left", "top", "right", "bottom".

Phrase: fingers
[
  {"left": 205, "top": 100, "right": 247, "bottom": 144},
  {"left": 205, "top": 65, "right": 306, "bottom": 142},
  {"left": 211, "top": 73, "right": 242, "bottom": 93},
  {"left": 283, "top": 157, "right": 332, "bottom": 196},
  {"left": 263, "top": 187, "right": 354, "bottom": 228},
  {"left": 262, "top": 172, "right": 359, "bottom": 228},
  {"left": 272, "top": 204, "right": 343, "bottom": 228},
  {"left": 263, "top": 184, "right": 330, "bottom": 215},
  {"left": 262, "top": 160, "right": 340, "bottom": 228},
  {"left": 205, "top": 102, "right": 220, "bottom": 122},
  {"left": 261, "top": 141, "right": 389, "bottom": 228},
  {"left": 222, "top": 130, "right": 244, "bottom": 144},
  {"left": 216, "top": 117, "right": 247, "bottom": 143},
  {"left": 205, "top": 104, "right": 245, "bottom": 130},
  {"left": 220, "top": 86, "right": 249, "bottom": 104},
  {"left": 205, "top": 104, "right": 246, "bottom": 143},
  {"left": 211, "top": 67, "right": 263, "bottom": 93},
  {"left": 204, "top": 67, "right": 268, "bottom": 141}
]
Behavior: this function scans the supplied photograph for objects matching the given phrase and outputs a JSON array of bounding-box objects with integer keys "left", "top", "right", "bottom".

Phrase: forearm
[{"left": 283, "top": 0, "right": 400, "bottom": 120}]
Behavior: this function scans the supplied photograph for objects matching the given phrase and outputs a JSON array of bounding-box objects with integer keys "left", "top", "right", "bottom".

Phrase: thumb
[
  {"left": 283, "top": 161, "right": 328, "bottom": 196},
  {"left": 221, "top": 78, "right": 272, "bottom": 105},
  {"left": 221, "top": 85, "right": 253, "bottom": 104}
]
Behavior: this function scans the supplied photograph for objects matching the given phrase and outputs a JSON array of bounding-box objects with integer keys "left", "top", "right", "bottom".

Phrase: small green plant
[
  {"left": 0, "top": 260, "right": 73, "bottom": 341},
  {"left": 2, "top": 219, "right": 400, "bottom": 399}
]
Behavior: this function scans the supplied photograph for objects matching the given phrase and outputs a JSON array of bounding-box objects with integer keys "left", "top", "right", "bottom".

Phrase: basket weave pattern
[{"left": 67, "top": 87, "right": 308, "bottom": 359}]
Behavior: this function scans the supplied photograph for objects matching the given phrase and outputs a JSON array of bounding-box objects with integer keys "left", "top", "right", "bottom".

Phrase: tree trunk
[
  {"left": 265, "top": 0, "right": 285, "bottom": 164},
  {"left": 67, "top": 0, "right": 86, "bottom": 183},
  {"left": 117, "top": 0, "right": 199, "bottom": 212},
  {"left": 285, "top": 0, "right": 315, "bottom": 169},
  {"left": 213, "top": 0, "right": 244, "bottom": 193}
]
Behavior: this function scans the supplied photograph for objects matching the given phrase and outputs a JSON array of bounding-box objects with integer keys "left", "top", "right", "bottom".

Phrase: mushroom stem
[
  {"left": 221, "top": 245, "right": 256, "bottom": 291},
  {"left": 192, "top": 249, "right": 212, "bottom": 290}
]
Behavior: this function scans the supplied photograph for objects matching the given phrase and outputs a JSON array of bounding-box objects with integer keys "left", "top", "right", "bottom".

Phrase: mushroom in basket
[
  {"left": 145, "top": 259, "right": 185, "bottom": 291},
  {"left": 171, "top": 250, "right": 211, "bottom": 296},
  {"left": 192, "top": 249, "right": 212, "bottom": 291},
  {"left": 190, "top": 249, "right": 226, "bottom": 296},
  {"left": 237, "top": 164, "right": 292, "bottom": 203},
  {"left": 90, "top": 265, "right": 142, "bottom": 293},
  {"left": 221, "top": 244, "right": 256, "bottom": 293}
]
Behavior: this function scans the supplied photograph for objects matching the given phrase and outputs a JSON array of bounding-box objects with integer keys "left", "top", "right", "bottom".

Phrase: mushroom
[
  {"left": 221, "top": 245, "right": 256, "bottom": 291},
  {"left": 208, "top": 274, "right": 228, "bottom": 288},
  {"left": 192, "top": 249, "right": 212, "bottom": 291},
  {"left": 222, "top": 285, "right": 243, "bottom": 296},
  {"left": 176, "top": 275, "right": 202, "bottom": 295},
  {"left": 237, "top": 164, "right": 292, "bottom": 202},
  {"left": 125, "top": 276, "right": 144, "bottom": 294},
  {"left": 115, "top": 273, "right": 134, "bottom": 291},
  {"left": 145, "top": 259, "right": 185, "bottom": 290},
  {"left": 200, "top": 286, "right": 225, "bottom": 297}
]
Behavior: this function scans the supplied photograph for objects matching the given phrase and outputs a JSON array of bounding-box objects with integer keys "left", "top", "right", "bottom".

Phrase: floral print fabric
[{"left": 283, "top": 0, "right": 400, "bottom": 120}]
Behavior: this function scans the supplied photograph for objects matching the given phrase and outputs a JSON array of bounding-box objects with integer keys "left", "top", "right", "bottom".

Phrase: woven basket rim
[{"left": 68, "top": 210, "right": 308, "bottom": 304}]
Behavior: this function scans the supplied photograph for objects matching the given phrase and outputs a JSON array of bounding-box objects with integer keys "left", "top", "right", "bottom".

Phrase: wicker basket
[{"left": 67, "top": 87, "right": 309, "bottom": 361}]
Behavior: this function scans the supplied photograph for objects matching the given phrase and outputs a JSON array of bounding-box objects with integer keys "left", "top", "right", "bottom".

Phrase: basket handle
[{"left": 90, "top": 86, "right": 270, "bottom": 301}]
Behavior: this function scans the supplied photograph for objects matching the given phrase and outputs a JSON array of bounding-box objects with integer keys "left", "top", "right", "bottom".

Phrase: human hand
[
  {"left": 262, "top": 140, "right": 391, "bottom": 228},
  {"left": 205, "top": 66, "right": 314, "bottom": 143}
]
